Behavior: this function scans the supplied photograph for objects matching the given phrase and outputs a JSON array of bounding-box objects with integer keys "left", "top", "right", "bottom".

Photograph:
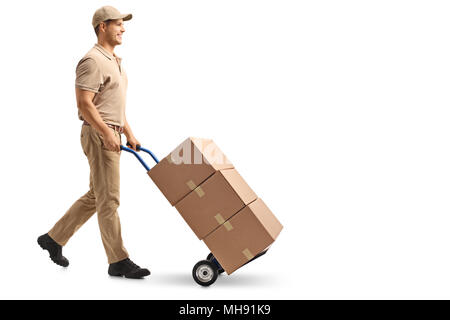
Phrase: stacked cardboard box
[{"left": 149, "top": 137, "right": 283, "bottom": 274}]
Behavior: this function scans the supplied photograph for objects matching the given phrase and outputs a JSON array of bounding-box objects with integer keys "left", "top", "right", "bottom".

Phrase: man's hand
[
  {"left": 127, "top": 136, "right": 141, "bottom": 151},
  {"left": 102, "top": 130, "right": 121, "bottom": 152}
]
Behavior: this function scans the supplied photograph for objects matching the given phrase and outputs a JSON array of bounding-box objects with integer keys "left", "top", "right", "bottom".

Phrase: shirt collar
[{"left": 94, "top": 43, "right": 121, "bottom": 61}]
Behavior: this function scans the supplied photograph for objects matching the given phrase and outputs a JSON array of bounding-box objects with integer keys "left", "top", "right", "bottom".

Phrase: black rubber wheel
[
  {"left": 192, "top": 260, "right": 218, "bottom": 286},
  {"left": 206, "top": 253, "right": 225, "bottom": 274}
]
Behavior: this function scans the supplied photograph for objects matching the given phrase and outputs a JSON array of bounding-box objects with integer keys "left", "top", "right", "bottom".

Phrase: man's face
[{"left": 102, "top": 19, "right": 125, "bottom": 45}]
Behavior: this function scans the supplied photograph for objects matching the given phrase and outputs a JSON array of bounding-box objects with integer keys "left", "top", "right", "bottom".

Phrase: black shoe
[
  {"left": 37, "top": 233, "right": 69, "bottom": 267},
  {"left": 108, "top": 258, "right": 150, "bottom": 279}
]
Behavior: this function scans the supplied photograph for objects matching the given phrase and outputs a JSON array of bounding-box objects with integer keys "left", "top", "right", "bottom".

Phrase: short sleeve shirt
[{"left": 75, "top": 43, "right": 128, "bottom": 127}]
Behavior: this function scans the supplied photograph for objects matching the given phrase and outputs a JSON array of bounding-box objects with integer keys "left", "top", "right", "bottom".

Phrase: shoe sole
[
  {"left": 37, "top": 236, "right": 69, "bottom": 267},
  {"left": 109, "top": 269, "right": 151, "bottom": 279}
]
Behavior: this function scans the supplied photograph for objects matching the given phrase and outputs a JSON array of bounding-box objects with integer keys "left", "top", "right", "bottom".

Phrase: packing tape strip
[
  {"left": 242, "top": 248, "right": 254, "bottom": 261},
  {"left": 223, "top": 221, "right": 233, "bottom": 231},
  {"left": 215, "top": 214, "right": 225, "bottom": 225},
  {"left": 186, "top": 180, "right": 196, "bottom": 190},
  {"left": 195, "top": 186, "right": 205, "bottom": 198}
]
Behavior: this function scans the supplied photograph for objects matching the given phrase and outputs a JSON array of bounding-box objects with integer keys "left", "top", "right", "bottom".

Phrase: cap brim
[{"left": 121, "top": 13, "right": 132, "bottom": 21}]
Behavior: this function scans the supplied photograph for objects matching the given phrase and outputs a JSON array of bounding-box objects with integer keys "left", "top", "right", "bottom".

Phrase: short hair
[{"left": 95, "top": 19, "right": 112, "bottom": 36}]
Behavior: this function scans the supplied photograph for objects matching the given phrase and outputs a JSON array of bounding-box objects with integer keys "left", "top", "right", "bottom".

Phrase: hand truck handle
[{"left": 120, "top": 143, "right": 159, "bottom": 171}]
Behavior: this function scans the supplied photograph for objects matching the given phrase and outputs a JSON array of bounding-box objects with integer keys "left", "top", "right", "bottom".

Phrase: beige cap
[{"left": 92, "top": 6, "right": 132, "bottom": 29}]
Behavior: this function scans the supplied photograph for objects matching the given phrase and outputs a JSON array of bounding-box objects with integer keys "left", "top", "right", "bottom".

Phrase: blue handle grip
[{"left": 120, "top": 145, "right": 159, "bottom": 171}]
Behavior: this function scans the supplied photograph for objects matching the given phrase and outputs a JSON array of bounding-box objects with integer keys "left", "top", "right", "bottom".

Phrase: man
[{"left": 37, "top": 6, "right": 150, "bottom": 279}]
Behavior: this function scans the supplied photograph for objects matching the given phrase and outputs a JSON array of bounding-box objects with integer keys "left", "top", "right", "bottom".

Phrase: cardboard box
[
  {"left": 175, "top": 168, "right": 257, "bottom": 240},
  {"left": 203, "top": 198, "right": 283, "bottom": 275},
  {"left": 148, "top": 137, "right": 233, "bottom": 206}
]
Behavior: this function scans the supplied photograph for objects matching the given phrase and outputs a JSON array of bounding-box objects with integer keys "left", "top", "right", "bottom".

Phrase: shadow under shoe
[
  {"left": 108, "top": 258, "right": 150, "bottom": 279},
  {"left": 37, "top": 233, "right": 69, "bottom": 267}
]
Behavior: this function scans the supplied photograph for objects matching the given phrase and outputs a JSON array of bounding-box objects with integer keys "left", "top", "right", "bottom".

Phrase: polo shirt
[{"left": 75, "top": 43, "right": 128, "bottom": 127}]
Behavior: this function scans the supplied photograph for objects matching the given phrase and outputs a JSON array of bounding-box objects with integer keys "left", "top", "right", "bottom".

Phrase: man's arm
[
  {"left": 76, "top": 87, "right": 120, "bottom": 152},
  {"left": 123, "top": 115, "right": 140, "bottom": 151}
]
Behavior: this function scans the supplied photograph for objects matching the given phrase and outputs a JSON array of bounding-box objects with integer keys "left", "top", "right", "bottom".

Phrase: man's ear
[{"left": 99, "top": 22, "right": 106, "bottom": 34}]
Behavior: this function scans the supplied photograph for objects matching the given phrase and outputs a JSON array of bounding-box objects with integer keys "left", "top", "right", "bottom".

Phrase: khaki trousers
[{"left": 48, "top": 124, "right": 129, "bottom": 264}]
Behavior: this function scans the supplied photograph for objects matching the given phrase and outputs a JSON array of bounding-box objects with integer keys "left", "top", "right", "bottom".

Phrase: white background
[{"left": 1, "top": 0, "right": 449, "bottom": 299}]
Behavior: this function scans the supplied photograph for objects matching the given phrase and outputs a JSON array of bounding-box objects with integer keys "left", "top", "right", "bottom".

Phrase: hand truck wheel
[
  {"left": 206, "top": 252, "right": 225, "bottom": 274},
  {"left": 192, "top": 260, "right": 219, "bottom": 286}
]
